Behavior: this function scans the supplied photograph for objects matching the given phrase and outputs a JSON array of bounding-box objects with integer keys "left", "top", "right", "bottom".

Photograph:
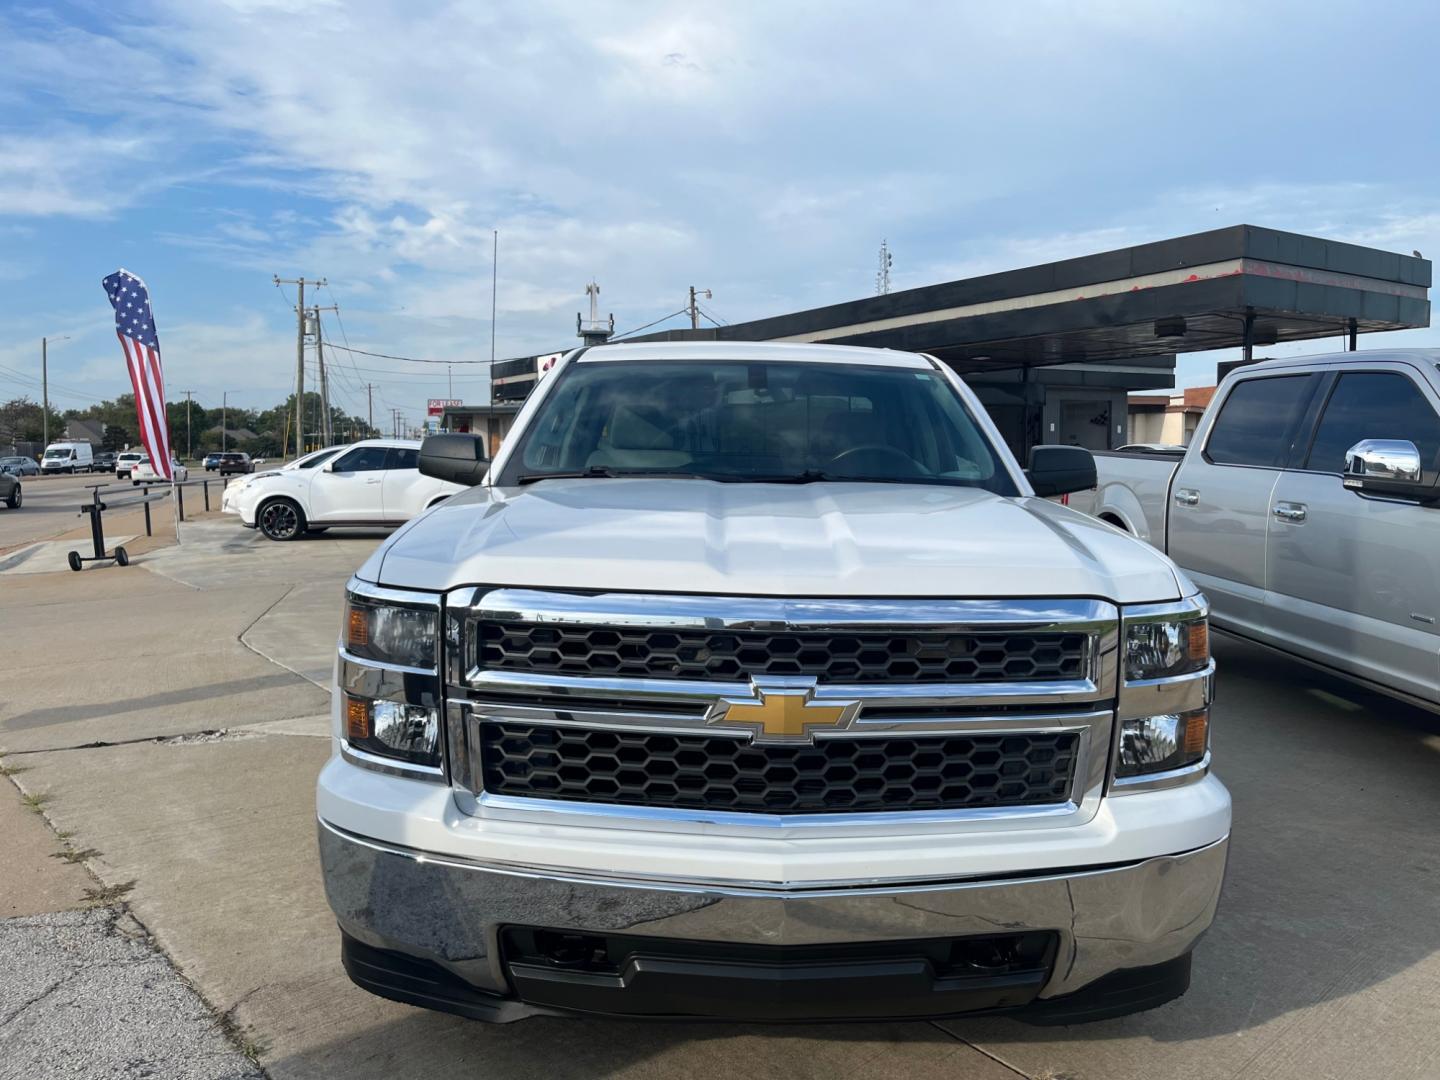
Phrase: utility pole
[
  {"left": 40, "top": 336, "right": 68, "bottom": 448},
  {"left": 180, "top": 390, "right": 194, "bottom": 460},
  {"left": 687, "top": 286, "right": 712, "bottom": 330},
  {"left": 367, "top": 384, "right": 374, "bottom": 437},
  {"left": 308, "top": 304, "right": 339, "bottom": 446},
  {"left": 222, "top": 391, "right": 230, "bottom": 452},
  {"left": 490, "top": 229, "right": 498, "bottom": 373},
  {"left": 274, "top": 275, "right": 325, "bottom": 458}
]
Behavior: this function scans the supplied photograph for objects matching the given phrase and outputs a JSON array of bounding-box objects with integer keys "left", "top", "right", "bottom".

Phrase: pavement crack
[
  {"left": 927, "top": 1022, "right": 1031, "bottom": 1077},
  {"left": 7, "top": 727, "right": 264, "bottom": 756},
  {"left": 0, "top": 971, "right": 79, "bottom": 1030}
]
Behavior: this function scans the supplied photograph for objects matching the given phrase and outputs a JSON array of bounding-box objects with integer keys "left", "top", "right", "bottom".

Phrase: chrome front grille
[
  {"left": 478, "top": 622, "right": 1088, "bottom": 684},
  {"left": 479, "top": 722, "right": 1080, "bottom": 814},
  {"left": 444, "top": 589, "right": 1119, "bottom": 832}
]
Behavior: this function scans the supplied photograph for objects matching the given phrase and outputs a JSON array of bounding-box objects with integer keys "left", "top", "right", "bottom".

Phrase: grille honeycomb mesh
[
  {"left": 480, "top": 722, "right": 1079, "bottom": 813},
  {"left": 477, "top": 623, "right": 1087, "bottom": 684}
]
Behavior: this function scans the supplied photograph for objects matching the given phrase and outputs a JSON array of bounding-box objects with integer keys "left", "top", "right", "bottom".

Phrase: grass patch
[
  {"left": 81, "top": 880, "right": 136, "bottom": 907},
  {"left": 20, "top": 791, "right": 49, "bottom": 814},
  {"left": 0, "top": 761, "right": 29, "bottom": 777},
  {"left": 213, "top": 1000, "right": 270, "bottom": 1065},
  {"left": 50, "top": 847, "right": 101, "bottom": 864}
]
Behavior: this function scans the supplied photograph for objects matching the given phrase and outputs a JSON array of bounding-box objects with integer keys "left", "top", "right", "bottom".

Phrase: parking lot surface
[
  {"left": 3, "top": 517, "right": 1439, "bottom": 1079},
  {"left": 0, "top": 472, "right": 112, "bottom": 553}
]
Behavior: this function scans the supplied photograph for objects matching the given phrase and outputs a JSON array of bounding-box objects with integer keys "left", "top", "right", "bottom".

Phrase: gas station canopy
[{"left": 632, "top": 225, "right": 1431, "bottom": 372}]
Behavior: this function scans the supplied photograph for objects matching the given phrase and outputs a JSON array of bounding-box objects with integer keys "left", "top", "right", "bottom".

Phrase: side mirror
[
  {"left": 1026, "top": 444, "right": 1097, "bottom": 498},
  {"left": 1344, "top": 439, "right": 1435, "bottom": 502},
  {"left": 420, "top": 433, "right": 489, "bottom": 486}
]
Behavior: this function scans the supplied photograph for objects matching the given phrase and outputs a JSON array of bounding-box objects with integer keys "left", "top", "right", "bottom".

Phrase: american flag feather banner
[{"left": 103, "top": 269, "right": 173, "bottom": 481}]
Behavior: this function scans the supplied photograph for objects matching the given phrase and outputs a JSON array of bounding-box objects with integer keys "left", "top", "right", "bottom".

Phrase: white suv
[{"left": 232, "top": 439, "right": 462, "bottom": 540}]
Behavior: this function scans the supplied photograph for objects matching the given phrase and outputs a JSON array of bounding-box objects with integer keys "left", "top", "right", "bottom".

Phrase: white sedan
[
  {"left": 226, "top": 439, "right": 462, "bottom": 540},
  {"left": 131, "top": 459, "right": 188, "bottom": 484}
]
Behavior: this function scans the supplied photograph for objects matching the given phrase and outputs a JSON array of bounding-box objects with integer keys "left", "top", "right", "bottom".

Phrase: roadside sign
[{"left": 427, "top": 398, "right": 463, "bottom": 417}]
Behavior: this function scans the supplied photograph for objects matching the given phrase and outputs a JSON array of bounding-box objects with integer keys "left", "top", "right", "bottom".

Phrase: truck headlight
[
  {"left": 1123, "top": 609, "right": 1208, "bottom": 681},
  {"left": 345, "top": 594, "right": 437, "bottom": 669},
  {"left": 1116, "top": 707, "right": 1209, "bottom": 777},
  {"left": 345, "top": 695, "right": 440, "bottom": 767}
]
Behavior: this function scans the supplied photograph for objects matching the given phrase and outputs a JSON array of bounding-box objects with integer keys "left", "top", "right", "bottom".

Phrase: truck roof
[
  {"left": 576, "top": 340, "right": 933, "bottom": 369},
  {"left": 1244, "top": 347, "right": 1440, "bottom": 373}
]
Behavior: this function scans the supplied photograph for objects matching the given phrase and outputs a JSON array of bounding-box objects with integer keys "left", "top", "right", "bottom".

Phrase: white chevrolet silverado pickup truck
[
  {"left": 317, "top": 341, "right": 1229, "bottom": 1024},
  {"left": 1072, "top": 349, "right": 1440, "bottom": 711}
]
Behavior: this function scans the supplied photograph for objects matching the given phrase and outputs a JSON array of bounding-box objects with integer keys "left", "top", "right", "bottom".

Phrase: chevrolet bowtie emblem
[{"left": 708, "top": 677, "right": 858, "bottom": 743}]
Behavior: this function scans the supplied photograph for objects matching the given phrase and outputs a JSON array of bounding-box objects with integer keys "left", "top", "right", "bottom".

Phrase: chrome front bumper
[{"left": 318, "top": 819, "right": 1228, "bottom": 1020}]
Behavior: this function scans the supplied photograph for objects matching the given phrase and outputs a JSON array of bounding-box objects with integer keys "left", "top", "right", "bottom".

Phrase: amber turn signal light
[
  {"left": 1183, "top": 707, "right": 1209, "bottom": 756},
  {"left": 345, "top": 695, "right": 371, "bottom": 741},
  {"left": 346, "top": 605, "right": 369, "bottom": 649},
  {"left": 1187, "top": 621, "right": 1209, "bottom": 664}
]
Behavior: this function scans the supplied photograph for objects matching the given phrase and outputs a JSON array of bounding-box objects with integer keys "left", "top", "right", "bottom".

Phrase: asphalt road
[
  {"left": 3, "top": 518, "right": 1439, "bottom": 1079},
  {"left": 0, "top": 472, "right": 108, "bottom": 551}
]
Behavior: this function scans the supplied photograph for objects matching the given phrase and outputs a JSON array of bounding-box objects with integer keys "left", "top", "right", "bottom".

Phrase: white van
[{"left": 40, "top": 441, "right": 95, "bottom": 474}]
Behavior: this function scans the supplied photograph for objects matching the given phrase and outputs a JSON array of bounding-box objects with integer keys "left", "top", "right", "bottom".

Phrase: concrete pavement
[{"left": 3, "top": 515, "right": 1440, "bottom": 1078}]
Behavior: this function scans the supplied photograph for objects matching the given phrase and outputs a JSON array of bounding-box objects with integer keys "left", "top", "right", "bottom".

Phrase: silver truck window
[
  {"left": 502, "top": 359, "right": 1017, "bottom": 493},
  {"left": 1303, "top": 372, "right": 1440, "bottom": 475},
  {"left": 1204, "top": 375, "right": 1312, "bottom": 468}
]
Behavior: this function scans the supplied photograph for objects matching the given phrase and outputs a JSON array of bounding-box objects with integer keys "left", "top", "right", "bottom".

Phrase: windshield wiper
[
  {"left": 516, "top": 466, "right": 619, "bottom": 484},
  {"left": 516, "top": 467, "right": 725, "bottom": 485}
]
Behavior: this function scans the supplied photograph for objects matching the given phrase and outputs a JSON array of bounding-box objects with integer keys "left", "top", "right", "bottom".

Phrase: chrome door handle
[
  {"left": 1174, "top": 489, "right": 1200, "bottom": 507},
  {"left": 1272, "top": 503, "right": 1307, "bottom": 523}
]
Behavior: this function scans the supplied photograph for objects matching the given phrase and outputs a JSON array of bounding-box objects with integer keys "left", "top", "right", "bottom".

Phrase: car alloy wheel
[{"left": 259, "top": 500, "right": 302, "bottom": 541}]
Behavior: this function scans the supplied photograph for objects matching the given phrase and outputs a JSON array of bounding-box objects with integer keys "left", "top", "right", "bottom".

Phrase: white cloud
[{"left": 3, "top": 0, "right": 1439, "bottom": 414}]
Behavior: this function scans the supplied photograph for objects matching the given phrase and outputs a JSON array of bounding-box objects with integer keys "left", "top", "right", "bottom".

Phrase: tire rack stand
[{"left": 69, "top": 484, "right": 130, "bottom": 571}]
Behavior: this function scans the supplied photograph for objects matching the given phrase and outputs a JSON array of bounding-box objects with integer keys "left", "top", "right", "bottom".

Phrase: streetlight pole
[
  {"left": 40, "top": 335, "right": 69, "bottom": 448},
  {"left": 222, "top": 391, "right": 230, "bottom": 452}
]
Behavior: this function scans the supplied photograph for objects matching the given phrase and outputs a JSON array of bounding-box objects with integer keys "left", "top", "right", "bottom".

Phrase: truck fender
[{"left": 1090, "top": 483, "right": 1152, "bottom": 545}]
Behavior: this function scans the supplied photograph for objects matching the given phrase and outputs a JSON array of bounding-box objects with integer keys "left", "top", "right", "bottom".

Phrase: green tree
[{"left": 0, "top": 397, "right": 67, "bottom": 447}]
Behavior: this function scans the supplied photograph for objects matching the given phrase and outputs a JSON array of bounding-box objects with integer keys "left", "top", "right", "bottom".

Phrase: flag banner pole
[{"left": 102, "top": 267, "right": 181, "bottom": 546}]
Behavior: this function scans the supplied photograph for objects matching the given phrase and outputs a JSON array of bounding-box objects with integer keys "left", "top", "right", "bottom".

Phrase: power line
[
  {"left": 696, "top": 303, "right": 727, "bottom": 328},
  {"left": 320, "top": 341, "right": 491, "bottom": 365},
  {"left": 611, "top": 308, "right": 691, "bottom": 340}
]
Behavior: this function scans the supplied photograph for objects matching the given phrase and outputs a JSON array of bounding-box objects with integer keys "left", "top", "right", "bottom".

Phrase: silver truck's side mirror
[
  {"left": 420, "top": 433, "right": 489, "bottom": 486},
  {"left": 1026, "top": 445, "right": 1097, "bottom": 498},
  {"left": 1345, "top": 439, "right": 1421, "bottom": 482},
  {"left": 1343, "top": 438, "right": 1435, "bottom": 503}
]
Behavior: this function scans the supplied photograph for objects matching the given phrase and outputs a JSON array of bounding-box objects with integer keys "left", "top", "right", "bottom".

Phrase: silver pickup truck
[{"left": 1071, "top": 348, "right": 1440, "bottom": 710}]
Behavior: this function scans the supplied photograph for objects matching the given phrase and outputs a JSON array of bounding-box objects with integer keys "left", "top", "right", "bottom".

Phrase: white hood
[{"left": 365, "top": 478, "right": 1185, "bottom": 603}]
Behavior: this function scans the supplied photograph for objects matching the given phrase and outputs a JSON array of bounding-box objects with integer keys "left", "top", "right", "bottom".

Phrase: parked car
[
  {"left": 1114, "top": 443, "right": 1187, "bottom": 454},
  {"left": 1070, "top": 348, "right": 1440, "bottom": 712},
  {"left": 116, "top": 451, "right": 146, "bottom": 479},
  {"left": 317, "top": 341, "right": 1228, "bottom": 1026},
  {"left": 216, "top": 452, "right": 254, "bottom": 476},
  {"left": 221, "top": 446, "right": 343, "bottom": 514},
  {"left": 131, "top": 458, "right": 189, "bottom": 484},
  {"left": 91, "top": 451, "right": 118, "bottom": 473},
  {"left": 0, "top": 469, "right": 20, "bottom": 509},
  {"left": 0, "top": 455, "right": 39, "bottom": 476},
  {"left": 231, "top": 439, "right": 460, "bottom": 540},
  {"left": 203, "top": 452, "right": 224, "bottom": 471},
  {"left": 40, "top": 440, "right": 94, "bottom": 474}
]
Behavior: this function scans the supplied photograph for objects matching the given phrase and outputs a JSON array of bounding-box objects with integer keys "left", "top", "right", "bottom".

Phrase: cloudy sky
[{"left": 3, "top": 0, "right": 1440, "bottom": 427}]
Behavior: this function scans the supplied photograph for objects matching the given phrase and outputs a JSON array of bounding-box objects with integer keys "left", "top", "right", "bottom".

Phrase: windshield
[
  {"left": 44, "top": 448, "right": 72, "bottom": 459},
  {"left": 500, "top": 359, "right": 1016, "bottom": 493},
  {"left": 291, "top": 447, "right": 343, "bottom": 469}
]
